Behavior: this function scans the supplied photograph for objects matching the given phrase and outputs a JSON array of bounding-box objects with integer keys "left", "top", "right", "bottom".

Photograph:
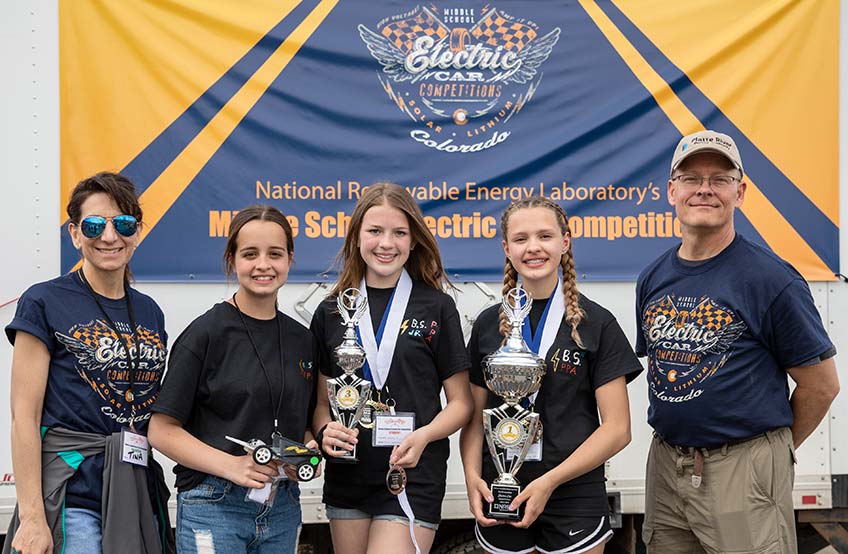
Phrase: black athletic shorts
[
  {"left": 475, "top": 513, "right": 612, "bottom": 553},
  {"left": 323, "top": 478, "right": 443, "bottom": 525}
]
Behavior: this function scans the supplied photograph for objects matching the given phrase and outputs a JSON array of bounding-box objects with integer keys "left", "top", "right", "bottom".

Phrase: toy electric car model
[{"left": 225, "top": 435, "right": 323, "bottom": 481}]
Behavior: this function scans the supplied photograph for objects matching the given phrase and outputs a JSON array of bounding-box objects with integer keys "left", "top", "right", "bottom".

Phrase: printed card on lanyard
[
  {"left": 517, "top": 278, "right": 564, "bottom": 462},
  {"left": 373, "top": 412, "right": 416, "bottom": 447},
  {"left": 121, "top": 429, "right": 149, "bottom": 467}
]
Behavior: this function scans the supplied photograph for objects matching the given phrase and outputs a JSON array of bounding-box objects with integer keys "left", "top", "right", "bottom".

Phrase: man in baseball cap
[{"left": 634, "top": 130, "right": 839, "bottom": 553}]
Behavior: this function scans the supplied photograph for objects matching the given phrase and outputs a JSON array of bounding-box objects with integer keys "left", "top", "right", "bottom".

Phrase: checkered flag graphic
[
  {"left": 643, "top": 296, "right": 677, "bottom": 334},
  {"left": 471, "top": 9, "right": 537, "bottom": 51},
  {"left": 381, "top": 9, "right": 448, "bottom": 53},
  {"left": 72, "top": 320, "right": 119, "bottom": 349},
  {"left": 690, "top": 299, "right": 734, "bottom": 331}
]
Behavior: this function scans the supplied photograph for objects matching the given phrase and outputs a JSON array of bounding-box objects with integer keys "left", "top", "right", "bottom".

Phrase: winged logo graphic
[
  {"left": 358, "top": 25, "right": 415, "bottom": 83},
  {"left": 358, "top": 6, "right": 561, "bottom": 152},
  {"left": 643, "top": 295, "right": 747, "bottom": 399},
  {"left": 56, "top": 320, "right": 162, "bottom": 414}
]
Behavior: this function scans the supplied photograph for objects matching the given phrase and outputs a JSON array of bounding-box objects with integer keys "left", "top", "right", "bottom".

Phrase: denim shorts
[
  {"left": 325, "top": 504, "right": 439, "bottom": 530},
  {"left": 63, "top": 507, "right": 102, "bottom": 554},
  {"left": 177, "top": 475, "right": 302, "bottom": 553}
]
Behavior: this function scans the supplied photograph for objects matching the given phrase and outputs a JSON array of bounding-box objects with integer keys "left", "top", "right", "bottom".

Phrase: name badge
[
  {"left": 372, "top": 412, "right": 415, "bottom": 447},
  {"left": 121, "top": 429, "right": 149, "bottom": 467},
  {"left": 246, "top": 466, "right": 285, "bottom": 506},
  {"left": 507, "top": 438, "right": 542, "bottom": 462}
]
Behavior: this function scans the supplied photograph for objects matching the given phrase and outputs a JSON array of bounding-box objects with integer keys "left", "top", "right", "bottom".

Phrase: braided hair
[{"left": 498, "top": 196, "right": 585, "bottom": 348}]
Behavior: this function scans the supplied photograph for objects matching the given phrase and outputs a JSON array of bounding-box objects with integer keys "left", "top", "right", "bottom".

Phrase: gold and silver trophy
[
  {"left": 482, "top": 287, "right": 547, "bottom": 520},
  {"left": 327, "top": 288, "right": 372, "bottom": 462}
]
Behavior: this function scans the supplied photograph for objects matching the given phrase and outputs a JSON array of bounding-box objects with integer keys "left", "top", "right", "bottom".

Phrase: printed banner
[{"left": 59, "top": 1, "right": 839, "bottom": 281}]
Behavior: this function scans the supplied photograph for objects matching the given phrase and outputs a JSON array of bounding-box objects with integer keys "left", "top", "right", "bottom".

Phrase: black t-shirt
[
  {"left": 311, "top": 280, "right": 469, "bottom": 518},
  {"left": 468, "top": 293, "right": 642, "bottom": 517},
  {"left": 152, "top": 302, "right": 317, "bottom": 491}
]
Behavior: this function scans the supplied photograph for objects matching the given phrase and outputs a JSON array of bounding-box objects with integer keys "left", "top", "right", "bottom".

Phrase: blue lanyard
[
  {"left": 356, "top": 287, "right": 396, "bottom": 384},
  {"left": 521, "top": 287, "right": 556, "bottom": 354}
]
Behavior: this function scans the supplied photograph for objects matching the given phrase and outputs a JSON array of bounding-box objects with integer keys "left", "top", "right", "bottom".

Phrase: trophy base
[
  {"left": 331, "top": 443, "right": 357, "bottom": 463},
  {"left": 486, "top": 483, "right": 522, "bottom": 521}
]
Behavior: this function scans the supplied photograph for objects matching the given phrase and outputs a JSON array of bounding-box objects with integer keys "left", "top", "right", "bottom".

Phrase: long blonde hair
[
  {"left": 498, "top": 196, "right": 584, "bottom": 348},
  {"left": 329, "top": 182, "right": 453, "bottom": 297}
]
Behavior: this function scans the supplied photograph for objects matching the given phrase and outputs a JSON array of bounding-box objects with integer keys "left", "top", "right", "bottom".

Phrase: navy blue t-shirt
[
  {"left": 635, "top": 234, "right": 833, "bottom": 447},
  {"left": 6, "top": 272, "right": 168, "bottom": 510}
]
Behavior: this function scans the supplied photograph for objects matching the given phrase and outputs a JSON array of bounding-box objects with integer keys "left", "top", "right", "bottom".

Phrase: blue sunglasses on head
[{"left": 80, "top": 215, "right": 138, "bottom": 239}]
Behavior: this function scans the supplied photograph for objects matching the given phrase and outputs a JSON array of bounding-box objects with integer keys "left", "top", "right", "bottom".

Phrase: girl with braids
[
  {"left": 311, "top": 182, "right": 472, "bottom": 554},
  {"left": 460, "top": 196, "right": 642, "bottom": 554}
]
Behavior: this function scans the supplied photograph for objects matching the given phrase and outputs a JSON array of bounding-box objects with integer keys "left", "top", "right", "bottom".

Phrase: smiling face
[
  {"left": 502, "top": 206, "right": 569, "bottom": 296},
  {"left": 358, "top": 202, "right": 413, "bottom": 288},
  {"left": 232, "top": 219, "right": 292, "bottom": 301},
  {"left": 668, "top": 152, "right": 745, "bottom": 233},
  {"left": 69, "top": 192, "right": 139, "bottom": 279}
]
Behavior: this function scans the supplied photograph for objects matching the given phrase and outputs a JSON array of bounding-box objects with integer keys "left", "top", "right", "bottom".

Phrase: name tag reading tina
[
  {"left": 372, "top": 412, "right": 415, "bottom": 447},
  {"left": 121, "top": 429, "right": 149, "bottom": 467}
]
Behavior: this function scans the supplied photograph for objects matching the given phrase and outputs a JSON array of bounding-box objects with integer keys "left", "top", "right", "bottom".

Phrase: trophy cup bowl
[
  {"left": 334, "top": 340, "right": 367, "bottom": 374},
  {"left": 483, "top": 347, "right": 546, "bottom": 406}
]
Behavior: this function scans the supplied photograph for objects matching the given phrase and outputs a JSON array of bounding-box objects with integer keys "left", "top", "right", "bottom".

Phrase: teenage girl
[
  {"left": 311, "top": 182, "right": 472, "bottom": 554},
  {"left": 149, "top": 205, "right": 317, "bottom": 553},
  {"left": 461, "top": 196, "right": 642, "bottom": 554}
]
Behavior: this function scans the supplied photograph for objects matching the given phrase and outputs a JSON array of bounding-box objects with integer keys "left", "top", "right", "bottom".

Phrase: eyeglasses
[
  {"left": 79, "top": 215, "right": 138, "bottom": 238},
  {"left": 672, "top": 174, "right": 740, "bottom": 190}
]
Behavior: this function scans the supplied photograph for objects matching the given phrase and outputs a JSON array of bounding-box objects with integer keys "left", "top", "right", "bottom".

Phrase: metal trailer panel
[
  {"left": 0, "top": 0, "right": 61, "bottom": 527},
  {"left": 829, "top": 283, "right": 848, "bottom": 479}
]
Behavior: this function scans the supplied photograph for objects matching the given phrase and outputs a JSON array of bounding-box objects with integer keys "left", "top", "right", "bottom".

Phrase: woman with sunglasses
[{"left": 4, "top": 172, "right": 173, "bottom": 554}]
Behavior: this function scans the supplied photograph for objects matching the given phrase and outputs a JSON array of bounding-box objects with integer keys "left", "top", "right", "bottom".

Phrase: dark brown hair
[
  {"left": 329, "top": 182, "right": 452, "bottom": 296},
  {"left": 499, "top": 196, "right": 584, "bottom": 347},
  {"left": 223, "top": 205, "right": 294, "bottom": 275},
  {"left": 66, "top": 172, "right": 143, "bottom": 285}
]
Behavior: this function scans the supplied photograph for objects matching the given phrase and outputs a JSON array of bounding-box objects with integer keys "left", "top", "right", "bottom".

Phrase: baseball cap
[{"left": 670, "top": 130, "right": 744, "bottom": 176}]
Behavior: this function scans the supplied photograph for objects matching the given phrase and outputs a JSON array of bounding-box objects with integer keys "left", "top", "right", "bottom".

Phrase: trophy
[
  {"left": 327, "top": 288, "right": 372, "bottom": 462},
  {"left": 482, "top": 287, "right": 547, "bottom": 520}
]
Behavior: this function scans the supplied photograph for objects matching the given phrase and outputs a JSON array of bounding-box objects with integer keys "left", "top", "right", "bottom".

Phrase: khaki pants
[{"left": 643, "top": 427, "right": 797, "bottom": 554}]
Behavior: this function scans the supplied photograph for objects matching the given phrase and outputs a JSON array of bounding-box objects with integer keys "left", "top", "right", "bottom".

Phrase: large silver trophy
[
  {"left": 327, "top": 289, "right": 372, "bottom": 462},
  {"left": 482, "top": 287, "right": 547, "bottom": 520}
]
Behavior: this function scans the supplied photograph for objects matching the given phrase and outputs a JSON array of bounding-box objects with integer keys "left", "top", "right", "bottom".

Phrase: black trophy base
[
  {"left": 331, "top": 443, "right": 357, "bottom": 463},
  {"left": 487, "top": 483, "right": 522, "bottom": 521}
]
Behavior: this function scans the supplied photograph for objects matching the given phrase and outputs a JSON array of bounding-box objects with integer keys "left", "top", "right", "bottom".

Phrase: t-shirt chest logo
[
  {"left": 400, "top": 318, "right": 438, "bottom": 343},
  {"left": 642, "top": 294, "right": 746, "bottom": 402},
  {"left": 549, "top": 347, "right": 583, "bottom": 375},
  {"left": 299, "top": 359, "right": 314, "bottom": 381},
  {"left": 55, "top": 319, "right": 167, "bottom": 423}
]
